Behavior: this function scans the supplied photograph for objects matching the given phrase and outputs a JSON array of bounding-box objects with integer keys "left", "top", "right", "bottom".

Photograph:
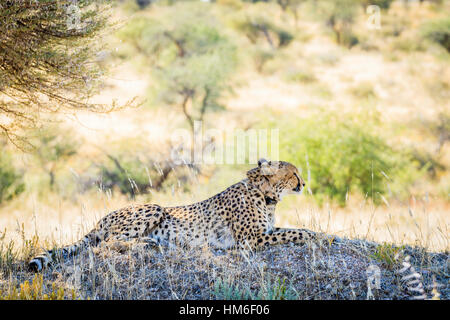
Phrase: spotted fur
[{"left": 29, "top": 159, "right": 323, "bottom": 272}]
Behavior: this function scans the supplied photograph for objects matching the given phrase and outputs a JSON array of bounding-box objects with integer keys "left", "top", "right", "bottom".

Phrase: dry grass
[
  {"left": 0, "top": 188, "right": 448, "bottom": 300},
  {"left": 0, "top": 0, "right": 449, "bottom": 300},
  {"left": 276, "top": 196, "right": 450, "bottom": 252},
  {"left": 1, "top": 231, "right": 448, "bottom": 300}
]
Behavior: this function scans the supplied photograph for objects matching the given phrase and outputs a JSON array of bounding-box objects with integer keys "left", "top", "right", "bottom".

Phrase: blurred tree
[
  {"left": 233, "top": 15, "right": 294, "bottom": 49},
  {"left": 120, "top": 3, "right": 238, "bottom": 149},
  {"left": 275, "top": 0, "right": 305, "bottom": 26},
  {"left": 0, "top": 0, "right": 128, "bottom": 149},
  {"left": 315, "top": 0, "right": 359, "bottom": 48}
]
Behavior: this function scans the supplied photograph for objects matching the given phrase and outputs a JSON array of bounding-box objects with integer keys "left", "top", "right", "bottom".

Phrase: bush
[
  {"left": 421, "top": 17, "right": 450, "bottom": 52},
  {"left": 214, "top": 275, "right": 298, "bottom": 300},
  {"left": 370, "top": 243, "right": 404, "bottom": 270},
  {"left": 94, "top": 139, "right": 194, "bottom": 199},
  {"left": 97, "top": 152, "right": 168, "bottom": 199},
  {"left": 0, "top": 152, "right": 24, "bottom": 204},
  {"left": 272, "top": 111, "right": 421, "bottom": 206}
]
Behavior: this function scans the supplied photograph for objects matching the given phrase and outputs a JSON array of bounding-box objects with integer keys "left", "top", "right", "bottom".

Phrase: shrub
[
  {"left": 97, "top": 152, "right": 174, "bottom": 199},
  {"left": 273, "top": 111, "right": 421, "bottom": 206},
  {"left": 213, "top": 277, "right": 251, "bottom": 300},
  {"left": 0, "top": 152, "right": 24, "bottom": 204},
  {"left": 421, "top": 17, "right": 450, "bottom": 52},
  {"left": 0, "top": 274, "right": 76, "bottom": 300},
  {"left": 213, "top": 276, "right": 298, "bottom": 300},
  {"left": 99, "top": 155, "right": 150, "bottom": 198},
  {"left": 95, "top": 139, "right": 193, "bottom": 199},
  {"left": 370, "top": 243, "right": 404, "bottom": 270}
]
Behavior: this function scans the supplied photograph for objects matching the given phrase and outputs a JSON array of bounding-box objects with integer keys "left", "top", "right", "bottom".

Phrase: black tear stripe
[{"left": 264, "top": 196, "right": 278, "bottom": 205}]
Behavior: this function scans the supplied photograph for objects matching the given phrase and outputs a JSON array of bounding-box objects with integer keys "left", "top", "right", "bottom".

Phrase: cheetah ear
[
  {"left": 259, "top": 158, "right": 281, "bottom": 176},
  {"left": 246, "top": 165, "right": 279, "bottom": 201},
  {"left": 257, "top": 158, "right": 274, "bottom": 169},
  {"left": 257, "top": 158, "right": 269, "bottom": 167}
]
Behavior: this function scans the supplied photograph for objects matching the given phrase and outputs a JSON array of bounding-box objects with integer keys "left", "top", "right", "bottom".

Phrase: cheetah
[{"left": 29, "top": 159, "right": 328, "bottom": 272}]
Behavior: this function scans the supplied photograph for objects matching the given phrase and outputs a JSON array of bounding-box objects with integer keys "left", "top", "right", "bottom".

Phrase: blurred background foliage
[
  {"left": 118, "top": 3, "right": 238, "bottom": 136},
  {"left": 0, "top": 0, "right": 449, "bottom": 213},
  {"left": 267, "top": 110, "right": 426, "bottom": 206},
  {"left": 0, "top": 149, "right": 25, "bottom": 204}
]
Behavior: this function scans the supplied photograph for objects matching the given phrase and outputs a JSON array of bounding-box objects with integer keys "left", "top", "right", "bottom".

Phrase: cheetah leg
[{"left": 251, "top": 228, "right": 331, "bottom": 248}]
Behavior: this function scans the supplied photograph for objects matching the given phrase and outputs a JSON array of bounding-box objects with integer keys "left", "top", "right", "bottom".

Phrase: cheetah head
[{"left": 246, "top": 158, "right": 306, "bottom": 203}]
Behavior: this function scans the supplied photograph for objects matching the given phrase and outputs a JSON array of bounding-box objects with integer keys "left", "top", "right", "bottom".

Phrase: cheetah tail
[{"left": 28, "top": 229, "right": 100, "bottom": 272}]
